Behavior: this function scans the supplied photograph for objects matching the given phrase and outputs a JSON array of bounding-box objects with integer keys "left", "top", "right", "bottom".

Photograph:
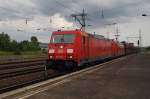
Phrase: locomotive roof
[
  {"left": 54, "top": 29, "right": 80, "bottom": 33},
  {"left": 53, "top": 29, "right": 110, "bottom": 40}
]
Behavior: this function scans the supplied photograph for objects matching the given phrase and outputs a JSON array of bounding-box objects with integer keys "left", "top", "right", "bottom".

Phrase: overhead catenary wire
[
  {"left": 53, "top": 0, "right": 104, "bottom": 28},
  {"left": 54, "top": 0, "right": 80, "bottom": 14},
  {"left": 0, "top": 1, "right": 105, "bottom": 32}
]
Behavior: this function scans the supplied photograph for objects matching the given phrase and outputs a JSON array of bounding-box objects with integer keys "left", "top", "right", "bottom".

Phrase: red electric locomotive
[{"left": 47, "top": 29, "right": 125, "bottom": 69}]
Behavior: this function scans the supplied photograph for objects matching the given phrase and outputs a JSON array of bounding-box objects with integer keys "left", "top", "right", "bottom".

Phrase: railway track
[
  {"left": 0, "top": 57, "right": 47, "bottom": 65},
  {"left": 0, "top": 56, "right": 105, "bottom": 93},
  {"left": 0, "top": 58, "right": 63, "bottom": 93},
  {"left": 0, "top": 55, "right": 46, "bottom": 62},
  {"left": 0, "top": 56, "right": 121, "bottom": 94},
  {"left": 0, "top": 58, "right": 46, "bottom": 78},
  {"left": 0, "top": 55, "right": 130, "bottom": 99}
]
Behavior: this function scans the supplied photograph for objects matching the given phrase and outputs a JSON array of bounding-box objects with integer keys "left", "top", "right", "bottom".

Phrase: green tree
[
  {"left": 0, "top": 33, "right": 41, "bottom": 52},
  {"left": 0, "top": 32, "right": 11, "bottom": 51},
  {"left": 31, "top": 36, "right": 38, "bottom": 43},
  {"left": 30, "top": 36, "right": 40, "bottom": 51},
  {"left": 19, "top": 40, "right": 30, "bottom": 51},
  {"left": 10, "top": 40, "right": 18, "bottom": 51}
]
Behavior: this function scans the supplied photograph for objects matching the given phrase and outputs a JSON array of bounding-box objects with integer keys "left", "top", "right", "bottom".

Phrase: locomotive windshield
[{"left": 51, "top": 34, "right": 75, "bottom": 43}]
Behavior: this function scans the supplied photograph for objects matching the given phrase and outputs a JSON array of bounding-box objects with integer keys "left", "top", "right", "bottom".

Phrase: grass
[
  {"left": 0, "top": 50, "right": 47, "bottom": 58},
  {"left": 0, "top": 51, "right": 14, "bottom": 56}
]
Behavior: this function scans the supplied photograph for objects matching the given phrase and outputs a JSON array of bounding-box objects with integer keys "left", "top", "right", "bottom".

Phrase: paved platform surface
[{"left": 19, "top": 53, "right": 150, "bottom": 99}]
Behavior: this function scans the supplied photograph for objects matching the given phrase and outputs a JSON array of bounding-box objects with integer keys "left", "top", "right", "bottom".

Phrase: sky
[{"left": 0, "top": 0, "right": 150, "bottom": 46}]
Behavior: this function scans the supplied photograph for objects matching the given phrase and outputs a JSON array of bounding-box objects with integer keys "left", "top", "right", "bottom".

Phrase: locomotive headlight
[
  {"left": 67, "top": 49, "right": 73, "bottom": 53},
  {"left": 49, "top": 55, "right": 53, "bottom": 59},
  {"left": 67, "top": 55, "right": 73, "bottom": 59},
  {"left": 69, "top": 56, "right": 73, "bottom": 59},
  {"left": 49, "top": 49, "right": 54, "bottom": 53}
]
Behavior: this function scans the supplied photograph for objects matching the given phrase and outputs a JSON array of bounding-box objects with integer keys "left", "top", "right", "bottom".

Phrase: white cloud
[{"left": 50, "top": 13, "right": 73, "bottom": 29}]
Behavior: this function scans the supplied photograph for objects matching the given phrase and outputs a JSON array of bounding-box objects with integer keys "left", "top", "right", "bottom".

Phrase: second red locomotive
[{"left": 47, "top": 29, "right": 126, "bottom": 69}]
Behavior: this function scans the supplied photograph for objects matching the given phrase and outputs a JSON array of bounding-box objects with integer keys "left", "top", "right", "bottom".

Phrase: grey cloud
[
  {"left": 29, "top": 0, "right": 150, "bottom": 28},
  {"left": 0, "top": 0, "right": 150, "bottom": 45},
  {"left": 0, "top": 0, "right": 149, "bottom": 25}
]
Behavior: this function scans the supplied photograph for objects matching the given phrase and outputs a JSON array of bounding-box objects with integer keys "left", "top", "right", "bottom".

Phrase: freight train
[{"left": 47, "top": 29, "right": 137, "bottom": 69}]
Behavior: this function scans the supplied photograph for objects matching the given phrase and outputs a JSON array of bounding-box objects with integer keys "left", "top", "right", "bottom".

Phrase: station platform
[{"left": 2, "top": 53, "right": 150, "bottom": 99}]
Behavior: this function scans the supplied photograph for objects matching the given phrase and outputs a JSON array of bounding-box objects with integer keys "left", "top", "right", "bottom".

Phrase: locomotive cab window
[{"left": 51, "top": 34, "right": 75, "bottom": 43}]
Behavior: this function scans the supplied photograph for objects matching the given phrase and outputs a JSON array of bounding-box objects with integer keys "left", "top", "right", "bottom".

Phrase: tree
[
  {"left": 30, "top": 36, "right": 40, "bottom": 50},
  {"left": 0, "top": 33, "right": 41, "bottom": 52},
  {"left": 0, "top": 32, "right": 11, "bottom": 51},
  {"left": 31, "top": 36, "right": 38, "bottom": 43},
  {"left": 10, "top": 40, "right": 18, "bottom": 51},
  {"left": 19, "top": 40, "right": 30, "bottom": 51}
]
